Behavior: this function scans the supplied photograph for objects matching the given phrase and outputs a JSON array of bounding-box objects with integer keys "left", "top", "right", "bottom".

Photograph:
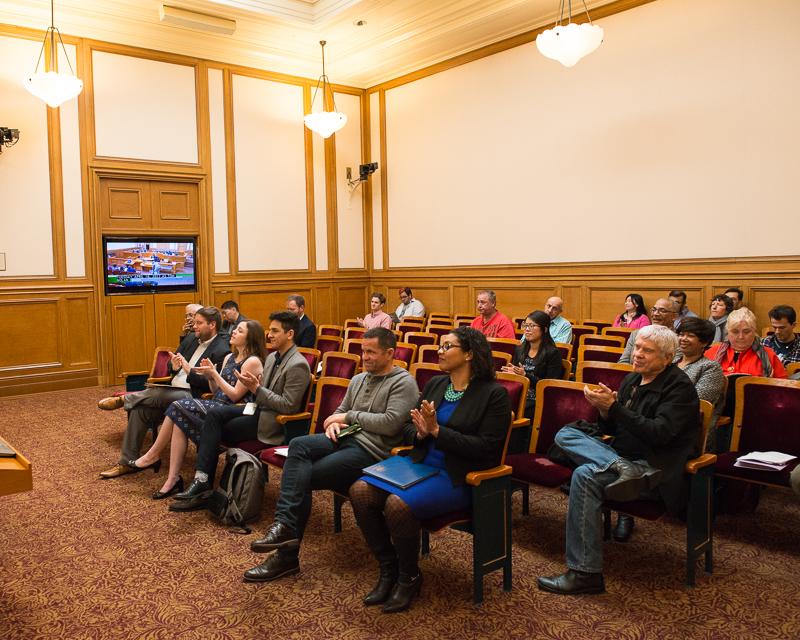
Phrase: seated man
[
  {"left": 619, "top": 298, "right": 678, "bottom": 364},
  {"left": 97, "top": 306, "right": 230, "bottom": 479},
  {"left": 538, "top": 325, "right": 699, "bottom": 595},
  {"left": 285, "top": 294, "right": 317, "bottom": 349},
  {"left": 220, "top": 300, "right": 247, "bottom": 337},
  {"left": 179, "top": 303, "right": 202, "bottom": 342},
  {"left": 242, "top": 327, "right": 419, "bottom": 582},
  {"left": 545, "top": 296, "right": 572, "bottom": 344},
  {"left": 470, "top": 289, "right": 515, "bottom": 339},
  {"left": 393, "top": 287, "right": 425, "bottom": 323},
  {"left": 669, "top": 289, "right": 698, "bottom": 329},
  {"left": 762, "top": 305, "right": 800, "bottom": 365},
  {"left": 173, "top": 311, "right": 311, "bottom": 503}
]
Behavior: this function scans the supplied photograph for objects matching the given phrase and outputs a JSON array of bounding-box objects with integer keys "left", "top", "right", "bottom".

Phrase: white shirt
[
  {"left": 395, "top": 298, "right": 425, "bottom": 320},
  {"left": 171, "top": 336, "right": 214, "bottom": 388}
]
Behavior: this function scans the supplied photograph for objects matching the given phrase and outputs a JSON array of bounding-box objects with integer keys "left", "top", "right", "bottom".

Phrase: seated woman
[
  {"left": 130, "top": 319, "right": 266, "bottom": 499},
  {"left": 348, "top": 327, "right": 511, "bottom": 613},
  {"left": 705, "top": 308, "right": 787, "bottom": 379},
  {"left": 612, "top": 293, "right": 651, "bottom": 329},
  {"left": 708, "top": 294, "right": 734, "bottom": 343},
  {"left": 357, "top": 292, "right": 393, "bottom": 329},
  {"left": 503, "top": 310, "right": 563, "bottom": 419}
]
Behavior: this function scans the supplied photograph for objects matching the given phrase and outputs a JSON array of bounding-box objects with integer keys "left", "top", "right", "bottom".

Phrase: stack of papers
[
  {"left": 273, "top": 446, "right": 290, "bottom": 457},
  {"left": 734, "top": 451, "right": 797, "bottom": 471}
]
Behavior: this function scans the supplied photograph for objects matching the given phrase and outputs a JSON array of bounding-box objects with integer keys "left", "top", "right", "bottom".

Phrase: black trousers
[{"left": 195, "top": 404, "right": 259, "bottom": 477}]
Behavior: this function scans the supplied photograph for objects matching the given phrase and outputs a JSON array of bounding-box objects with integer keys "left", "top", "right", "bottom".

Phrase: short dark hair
[
  {"left": 195, "top": 306, "right": 222, "bottom": 331},
  {"left": 370, "top": 292, "right": 386, "bottom": 305},
  {"left": 451, "top": 326, "right": 495, "bottom": 382},
  {"left": 724, "top": 287, "right": 744, "bottom": 301},
  {"left": 269, "top": 311, "right": 299, "bottom": 338},
  {"left": 768, "top": 305, "right": 797, "bottom": 324},
  {"left": 399, "top": 287, "right": 412, "bottom": 297},
  {"left": 363, "top": 327, "right": 396, "bottom": 350},
  {"left": 677, "top": 317, "right": 716, "bottom": 347},
  {"left": 287, "top": 294, "right": 305, "bottom": 308},
  {"left": 221, "top": 300, "right": 239, "bottom": 311},
  {"left": 669, "top": 290, "right": 687, "bottom": 304},
  {"left": 710, "top": 294, "right": 734, "bottom": 314}
]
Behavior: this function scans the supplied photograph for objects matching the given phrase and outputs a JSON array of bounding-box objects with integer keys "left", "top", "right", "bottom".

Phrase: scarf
[
  {"left": 713, "top": 335, "right": 772, "bottom": 377},
  {"left": 709, "top": 315, "right": 728, "bottom": 343}
]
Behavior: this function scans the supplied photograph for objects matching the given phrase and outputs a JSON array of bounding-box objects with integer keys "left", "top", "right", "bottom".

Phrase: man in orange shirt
[{"left": 470, "top": 289, "right": 515, "bottom": 339}]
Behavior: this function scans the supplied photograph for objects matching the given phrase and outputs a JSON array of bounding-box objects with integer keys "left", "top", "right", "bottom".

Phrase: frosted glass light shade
[
  {"left": 536, "top": 22, "right": 604, "bottom": 67},
  {"left": 304, "top": 110, "right": 347, "bottom": 138},
  {"left": 24, "top": 70, "right": 83, "bottom": 108}
]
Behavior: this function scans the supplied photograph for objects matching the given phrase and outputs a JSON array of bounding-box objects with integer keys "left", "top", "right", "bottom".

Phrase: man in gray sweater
[{"left": 243, "top": 327, "right": 419, "bottom": 583}]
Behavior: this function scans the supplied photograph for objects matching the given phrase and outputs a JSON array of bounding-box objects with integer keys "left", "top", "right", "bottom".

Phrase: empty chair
[
  {"left": 417, "top": 344, "right": 440, "bottom": 364},
  {"left": 402, "top": 316, "right": 426, "bottom": 326},
  {"left": 601, "top": 326, "right": 634, "bottom": 342},
  {"left": 578, "top": 334, "right": 626, "bottom": 350},
  {"left": 486, "top": 337, "right": 518, "bottom": 359},
  {"left": 297, "top": 347, "right": 321, "bottom": 373},
  {"left": 409, "top": 362, "right": 447, "bottom": 393},
  {"left": 454, "top": 314, "right": 474, "bottom": 323},
  {"left": 570, "top": 324, "right": 598, "bottom": 347},
  {"left": 491, "top": 350, "right": 512, "bottom": 371},
  {"left": 427, "top": 312, "right": 452, "bottom": 322},
  {"left": 317, "top": 324, "right": 343, "bottom": 338},
  {"left": 577, "top": 345, "right": 625, "bottom": 365},
  {"left": 583, "top": 320, "right": 613, "bottom": 332},
  {"left": 404, "top": 332, "right": 438, "bottom": 350},
  {"left": 319, "top": 351, "right": 360, "bottom": 379},
  {"left": 561, "top": 359, "right": 572, "bottom": 381},
  {"left": 315, "top": 335, "right": 343, "bottom": 357},
  {"left": 343, "top": 338, "right": 365, "bottom": 359},
  {"left": 393, "top": 342, "right": 418, "bottom": 368},
  {"left": 397, "top": 323, "right": 424, "bottom": 339},
  {"left": 344, "top": 327, "right": 366, "bottom": 341},
  {"left": 575, "top": 361, "right": 633, "bottom": 390},
  {"left": 455, "top": 318, "right": 473, "bottom": 328},
  {"left": 344, "top": 318, "right": 360, "bottom": 328},
  {"left": 555, "top": 342, "right": 573, "bottom": 361},
  {"left": 426, "top": 325, "right": 453, "bottom": 341}
]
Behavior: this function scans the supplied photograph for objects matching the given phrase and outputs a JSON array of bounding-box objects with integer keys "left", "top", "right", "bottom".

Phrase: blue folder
[{"left": 363, "top": 455, "right": 440, "bottom": 490}]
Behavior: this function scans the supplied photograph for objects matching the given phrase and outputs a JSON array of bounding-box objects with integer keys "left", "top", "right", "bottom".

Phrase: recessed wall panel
[
  {"left": 334, "top": 92, "right": 364, "bottom": 269},
  {"left": 93, "top": 51, "right": 198, "bottom": 163},
  {"left": 232, "top": 75, "right": 308, "bottom": 271}
]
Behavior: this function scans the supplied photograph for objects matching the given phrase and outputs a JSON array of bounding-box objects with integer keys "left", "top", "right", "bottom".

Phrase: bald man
[
  {"left": 545, "top": 296, "right": 572, "bottom": 344},
  {"left": 618, "top": 298, "right": 679, "bottom": 364}
]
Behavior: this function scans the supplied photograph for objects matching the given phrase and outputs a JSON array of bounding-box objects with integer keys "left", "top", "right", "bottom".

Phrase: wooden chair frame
[
  {"left": 577, "top": 334, "right": 626, "bottom": 350},
  {"left": 576, "top": 345, "right": 625, "bottom": 365}
]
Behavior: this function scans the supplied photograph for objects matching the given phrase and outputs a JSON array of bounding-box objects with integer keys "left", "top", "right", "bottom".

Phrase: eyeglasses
[
  {"left": 521, "top": 323, "right": 538, "bottom": 330},
  {"left": 651, "top": 307, "right": 674, "bottom": 314},
  {"left": 439, "top": 342, "right": 462, "bottom": 352}
]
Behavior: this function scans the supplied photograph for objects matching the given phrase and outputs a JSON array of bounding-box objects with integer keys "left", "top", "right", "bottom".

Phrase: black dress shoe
[
  {"left": 174, "top": 478, "right": 211, "bottom": 500},
  {"left": 243, "top": 552, "right": 300, "bottom": 583},
  {"left": 125, "top": 458, "right": 162, "bottom": 474},
  {"left": 152, "top": 477, "right": 184, "bottom": 500},
  {"left": 250, "top": 522, "right": 299, "bottom": 553},
  {"left": 537, "top": 569, "right": 605, "bottom": 595},
  {"left": 363, "top": 563, "right": 398, "bottom": 606},
  {"left": 382, "top": 573, "right": 422, "bottom": 613},
  {"left": 604, "top": 460, "right": 662, "bottom": 502},
  {"left": 168, "top": 493, "right": 211, "bottom": 512},
  {"left": 613, "top": 514, "right": 635, "bottom": 542}
]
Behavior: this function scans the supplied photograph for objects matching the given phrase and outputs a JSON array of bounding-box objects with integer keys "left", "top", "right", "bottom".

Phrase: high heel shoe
[
  {"left": 125, "top": 458, "right": 162, "bottom": 474},
  {"left": 382, "top": 573, "right": 422, "bottom": 613},
  {"left": 152, "top": 477, "right": 184, "bottom": 500}
]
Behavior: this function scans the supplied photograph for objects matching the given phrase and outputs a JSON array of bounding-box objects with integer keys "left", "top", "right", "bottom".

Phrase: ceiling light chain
[
  {"left": 537, "top": 0, "right": 604, "bottom": 68},
  {"left": 304, "top": 40, "right": 347, "bottom": 139}
]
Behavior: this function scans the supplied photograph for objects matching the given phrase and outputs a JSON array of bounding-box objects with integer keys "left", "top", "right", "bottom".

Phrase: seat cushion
[
  {"left": 715, "top": 451, "right": 799, "bottom": 487},
  {"left": 422, "top": 509, "right": 471, "bottom": 532},
  {"left": 259, "top": 447, "right": 286, "bottom": 468},
  {"left": 507, "top": 453, "right": 573, "bottom": 487}
]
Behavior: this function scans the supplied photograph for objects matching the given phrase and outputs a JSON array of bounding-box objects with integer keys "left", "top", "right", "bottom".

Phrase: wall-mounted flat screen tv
[{"left": 103, "top": 237, "right": 197, "bottom": 295}]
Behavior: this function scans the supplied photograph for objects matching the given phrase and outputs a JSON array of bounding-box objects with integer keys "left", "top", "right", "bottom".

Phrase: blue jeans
[
  {"left": 555, "top": 426, "right": 652, "bottom": 574},
  {"left": 274, "top": 434, "right": 375, "bottom": 555}
]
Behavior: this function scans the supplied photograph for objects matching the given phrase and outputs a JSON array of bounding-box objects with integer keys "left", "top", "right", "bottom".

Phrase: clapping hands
[{"left": 410, "top": 400, "right": 439, "bottom": 439}]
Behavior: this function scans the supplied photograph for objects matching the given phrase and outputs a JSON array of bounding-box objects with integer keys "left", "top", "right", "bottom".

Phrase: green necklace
[{"left": 444, "top": 382, "right": 466, "bottom": 402}]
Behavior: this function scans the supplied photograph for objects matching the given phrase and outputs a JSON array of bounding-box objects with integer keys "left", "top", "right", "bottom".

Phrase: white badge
[{"left": 243, "top": 402, "right": 257, "bottom": 416}]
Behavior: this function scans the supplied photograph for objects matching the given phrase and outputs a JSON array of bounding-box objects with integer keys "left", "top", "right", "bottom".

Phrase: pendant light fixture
[
  {"left": 536, "top": 0, "right": 604, "bottom": 68},
  {"left": 24, "top": 0, "right": 84, "bottom": 108},
  {"left": 304, "top": 41, "right": 347, "bottom": 139}
]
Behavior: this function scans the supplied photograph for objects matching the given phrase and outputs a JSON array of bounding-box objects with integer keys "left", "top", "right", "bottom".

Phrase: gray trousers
[{"left": 117, "top": 387, "right": 191, "bottom": 463}]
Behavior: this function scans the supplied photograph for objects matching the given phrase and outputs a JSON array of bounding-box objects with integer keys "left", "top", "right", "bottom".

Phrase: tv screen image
[{"left": 103, "top": 237, "right": 197, "bottom": 294}]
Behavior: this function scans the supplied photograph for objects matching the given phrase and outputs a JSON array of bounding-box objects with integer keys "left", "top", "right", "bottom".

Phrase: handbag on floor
[{"left": 208, "top": 447, "right": 265, "bottom": 532}]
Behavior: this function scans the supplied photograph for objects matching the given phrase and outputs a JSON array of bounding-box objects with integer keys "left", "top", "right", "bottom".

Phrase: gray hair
[
  {"left": 726, "top": 307, "right": 757, "bottom": 332},
  {"left": 636, "top": 324, "right": 679, "bottom": 360},
  {"left": 477, "top": 289, "right": 497, "bottom": 304}
]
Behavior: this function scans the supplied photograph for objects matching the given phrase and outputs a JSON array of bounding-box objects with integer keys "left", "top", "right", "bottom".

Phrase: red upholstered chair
[
  {"left": 555, "top": 342, "right": 573, "bottom": 361},
  {"left": 561, "top": 359, "right": 572, "bottom": 381},
  {"left": 428, "top": 312, "right": 452, "bottom": 322},
  {"left": 317, "top": 324, "right": 343, "bottom": 338},
  {"left": 454, "top": 314, "right": 474, "bottom": 323},
  {"left": 578, "top": 334, "right": 626, "bottom": 349},
  {"left": 603, "top": 400, "right": 717, "bottom": 586},
  {"left": 495, "top": 372, "right": 531, "bottom": 432},
  {"left": 417, "top": 344, "right": 440, "bottom": 364},
  {"left": 583, "top": 320, "right": 612, "bottom": 332},
  {"left": 507, "top": 380, "right": 600, "bottom": 515},
  {"left": 714, "top": 377, "right": 800, "bottom": 491},
  {"left": 404, "top": 332, "right": 438, "bottom": 350},
  {"left": 393, "top": 342, "right": 418, "bottom": 369},
  {"left": 602, "top": 326, "right": 635, "bottom": 342},
  {"left": 297, "top": 347, "right": 321, "bottom": 374},
  {"left": 259, "top": 377, "right": 350, "bottom": 469},
  {"left": 575, "top": 361, "right": 633, "bottom": 390},
  {"left": 315, "top": 335, "right": 343, "bottom": 357},
  {"left": 397, "top": 323, "right": 423, "bottom": 339},
  {"left": 343, "top": 318, "right": 360, "bottom": 328},
  {"left": 402, "top": 316, "right": 426, "bottom": 326},
  {"left": 409, "top": 362, "right": 447, "bottom": 393},
  {"left": 492, "top": 350, "right": 512, "bottom": 371},
  {"left": 343, "top": 338, "right": 364, "bottom": 359},
  {"left": 456, "top": 318, "right": 473, "bottom": 328},
  {"left": 577, "top": 345, "right": 625, "bottom": 365},
  {"left": 117, "top": 346, "right": 173, "bottom": 395},
  {"left": 487, "top": 337, "right": 518, "bottom": 359},
  {"left": 570, "top": 324, "right": 598, "bottom": 347},
  {"left": 344, "top": 327, "right": 366, "bottom": 341},
  {"left": 426, "top": 325, "right": 453, "bottom": 341},
  {"left": 392, "top": 359, "right": 408, "bottom": 370},
  {"left": 320, "top": 351, "right": 360, "bottom": 380}
]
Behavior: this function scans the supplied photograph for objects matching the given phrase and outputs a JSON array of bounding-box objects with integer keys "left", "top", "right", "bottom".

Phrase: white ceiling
[{"left": 1, "top": 0, "right": 625, "bottom": 87}]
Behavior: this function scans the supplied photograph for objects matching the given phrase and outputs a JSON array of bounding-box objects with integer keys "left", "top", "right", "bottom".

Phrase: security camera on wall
[{"left": 346, "top": 161, "right": 378, "bottom": 189}]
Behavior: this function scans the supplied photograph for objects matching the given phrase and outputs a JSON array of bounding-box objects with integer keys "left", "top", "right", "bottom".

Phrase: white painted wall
[
  {"left": 384, "top": 0, "right": 800, "bottom": 267},
  {"left": 334, "top": 92, "right": 364, "bottom": 269},
  {"left": 232, "top": 74, "right": 308, "bottom": 271},
  {"left": 93, "top": 51, "right": 198, "bottom": 163}
]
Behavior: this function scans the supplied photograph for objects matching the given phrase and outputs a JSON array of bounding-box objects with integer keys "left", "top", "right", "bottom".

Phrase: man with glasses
[
  {"left": 618, "top": 298, "right": 679, "bottom": 364},
  {"left": 393, "top": 287, "right": 425, "bottom": 323},
  {"left": 242, "top": 327, "right": 418, "bottom": 583}
]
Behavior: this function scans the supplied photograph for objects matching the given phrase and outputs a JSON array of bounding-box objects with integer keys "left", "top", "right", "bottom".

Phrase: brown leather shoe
[
  {"left": 99, "top": 464, "right": 136, "bottom": 479},
  {"left": 98, "top": 396, "right": 125, "bottom": 411}
]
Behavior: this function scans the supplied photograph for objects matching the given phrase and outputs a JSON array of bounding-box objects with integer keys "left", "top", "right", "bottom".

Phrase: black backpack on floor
[{"left": 207, "top": 447, "right": 266, "bottom": 532}]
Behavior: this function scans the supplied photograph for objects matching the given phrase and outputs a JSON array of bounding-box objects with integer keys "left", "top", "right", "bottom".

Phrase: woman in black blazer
[{"left": 349, "top": 327, "right": 511, "bottom": 613}]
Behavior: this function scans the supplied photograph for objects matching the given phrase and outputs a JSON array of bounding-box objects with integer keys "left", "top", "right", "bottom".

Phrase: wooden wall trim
[
  {"left": 303, "top": 84, "right": 318, "bottom": 274},
  {"left": 378, "top": 90, "right": 389, "bottom": 270}
]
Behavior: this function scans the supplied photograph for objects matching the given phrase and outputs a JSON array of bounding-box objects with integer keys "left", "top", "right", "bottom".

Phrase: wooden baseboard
[{"left": 0, "top": 368, "right": 101, "bottom": 398}]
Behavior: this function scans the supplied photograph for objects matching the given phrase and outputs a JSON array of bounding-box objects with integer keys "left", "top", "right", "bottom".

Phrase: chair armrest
[
  {"left": 146, "top": 376, "right": 172, "bottom": 384},
  {"left": 686, "top": 453, "right": 717, "bottom": 474},
  {"left": 391, "top": 445, "right": 413, "bottom": 456},
  {"left": 466, "top": 464, "right": 512, "bottom": 486},
  {"left": 201, "top": 393, "right": 213, "bottom": 400},
  {"left": 123, "top": 370, "right": 149, "bottom": 379},
  {"left": 511, "top": 417, "right": 531, "bottom": 429},
  {"left": 276, "top": 412, "right": 312, "bottom": 425},
  {"left": 600, "top": 435, "right": 613, "bottom": 443},
  {"left": 716, "top": 416, "right": 731, "bottom": 427}
]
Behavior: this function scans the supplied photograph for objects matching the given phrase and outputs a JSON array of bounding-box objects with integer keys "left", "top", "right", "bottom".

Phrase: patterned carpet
[{"left": 1, "top": 387, "right": 799, "bottom": 639}]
